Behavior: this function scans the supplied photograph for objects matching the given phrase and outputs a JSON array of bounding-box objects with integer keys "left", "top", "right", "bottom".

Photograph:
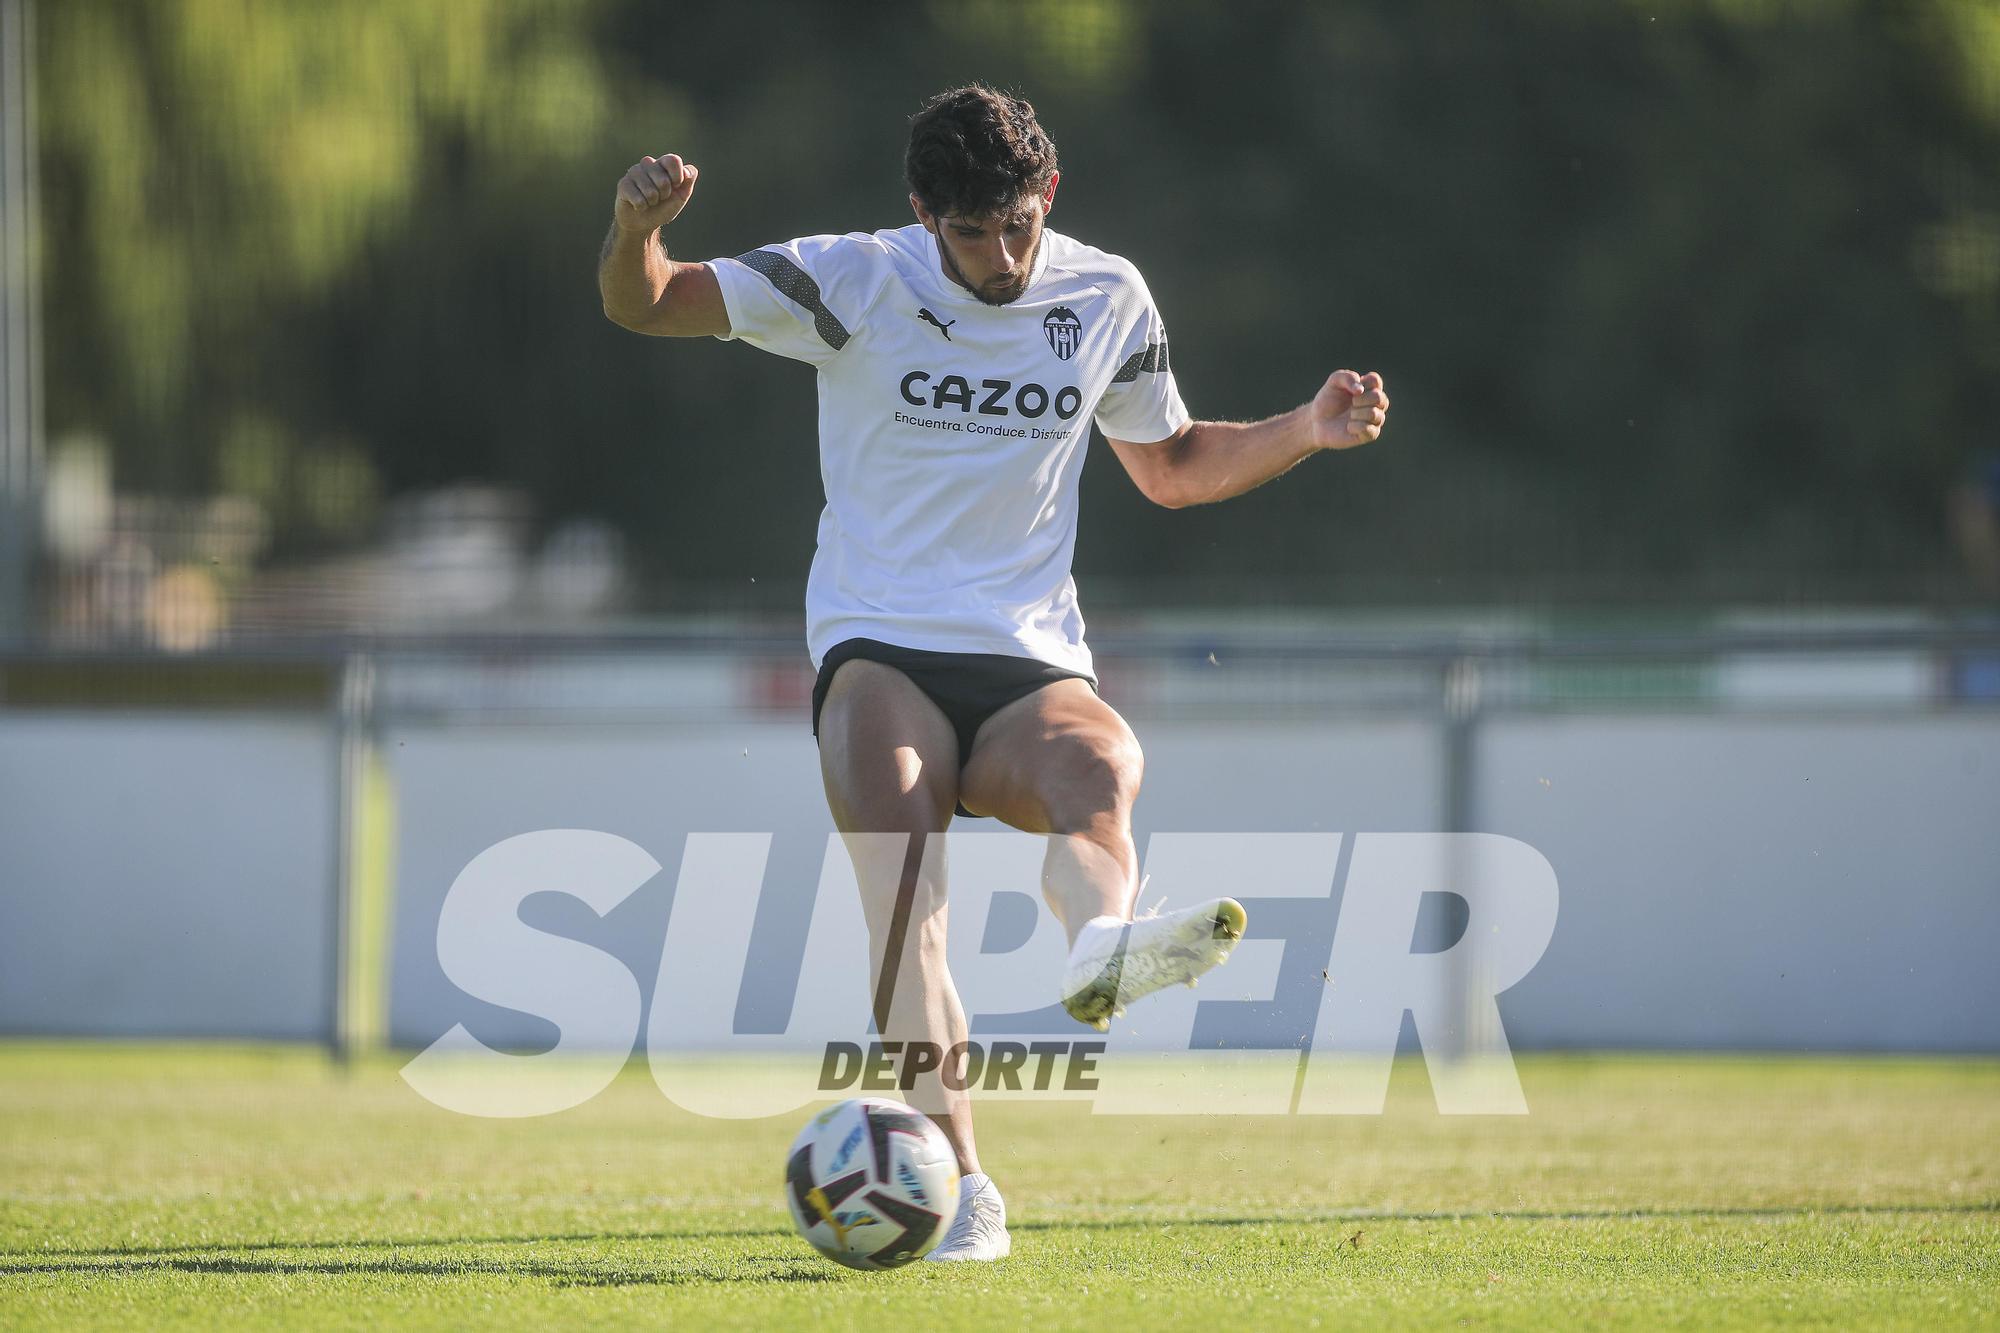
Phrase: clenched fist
[
  {"left": 615, "top": 153, "right": 700, "bottom": 232},
  {"left": 1310, "top": 369, "right": 1390, "bottom": 450}
]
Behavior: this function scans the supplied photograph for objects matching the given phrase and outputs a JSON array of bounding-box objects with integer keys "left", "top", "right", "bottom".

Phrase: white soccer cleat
[
  {"left": 924, "top": 1172, "right": 1011, "bottom": 1262},
  {"left": 1060, "top": 898, "right": 1248, "bottom": 1031}
]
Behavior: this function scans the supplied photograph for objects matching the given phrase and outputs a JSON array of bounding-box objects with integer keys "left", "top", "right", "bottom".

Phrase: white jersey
[{"left": 709, "top": 223, "right": 1188, "bottom": 676}]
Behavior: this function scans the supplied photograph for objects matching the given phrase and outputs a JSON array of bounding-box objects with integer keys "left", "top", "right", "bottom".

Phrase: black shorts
[{"left": 811, "top": 637, "right": 1097, "bottom": 818}]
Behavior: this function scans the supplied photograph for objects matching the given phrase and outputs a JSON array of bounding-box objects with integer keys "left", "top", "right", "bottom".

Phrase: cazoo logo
[
  {"left": 898, "top": 371, "right": 1083, "bottom": 420},
  {"left": 401, "top": 831, "right": 1558, "bottom": 1121}
]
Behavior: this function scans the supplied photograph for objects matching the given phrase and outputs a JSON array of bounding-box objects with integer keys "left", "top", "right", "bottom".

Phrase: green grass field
[{"left": 1, "top": 1044, "right": 1994, "bottom": 1329}]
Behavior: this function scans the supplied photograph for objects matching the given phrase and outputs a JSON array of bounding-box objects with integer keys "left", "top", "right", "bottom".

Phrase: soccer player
[{"left": 600, "top": 85, "right": 1389, "bottom": 1260}]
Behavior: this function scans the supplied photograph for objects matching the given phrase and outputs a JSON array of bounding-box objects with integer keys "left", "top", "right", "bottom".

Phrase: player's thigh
[
  {"left": 957, "top": 679, "right": 1143, "bottom": 831},
  {"left": 818, "top": 659, "right": 960, "bottom": 831},
  {"left": 817, "top": 659, "right": 960, "bottom": 929}
]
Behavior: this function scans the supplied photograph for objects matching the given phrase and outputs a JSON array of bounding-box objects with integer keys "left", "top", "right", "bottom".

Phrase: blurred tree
[
  {"left": 38, "top": 0, "right": 607, "bottom": 545},
  {"left": 33, "top": 0, "right": 2000, "bottom": 604}
]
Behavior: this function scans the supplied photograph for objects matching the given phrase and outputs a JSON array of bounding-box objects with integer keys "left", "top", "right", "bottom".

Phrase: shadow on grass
[
  {"left": 1020, "top": 1200, "right": 2000, "bottom": 1232},
  {"left": 6, "top": 1199, "right": 1992, "bottom": 1278},
  {"left": 0, "top": 1251, "right": 839, "bottom": 1288}
]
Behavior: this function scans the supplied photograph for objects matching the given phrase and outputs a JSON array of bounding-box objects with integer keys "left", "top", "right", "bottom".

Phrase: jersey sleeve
[
  {"left": 709, "top": 234, "right": 868, "bottom": 367},
  {"left": 1093, "top": 276, "right": 1190, "bottom": 445}
]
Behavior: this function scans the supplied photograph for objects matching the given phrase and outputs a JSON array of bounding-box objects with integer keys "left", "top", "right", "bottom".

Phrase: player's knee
[
  {"left": 1044, "top": 732, "right": 1143, "bottom": 830},
  {"left": 847, "top": 831, "right": 949, "bottom": 935},
  {"left": 832, "top": 788, "right": 954, "bottom": 838}
]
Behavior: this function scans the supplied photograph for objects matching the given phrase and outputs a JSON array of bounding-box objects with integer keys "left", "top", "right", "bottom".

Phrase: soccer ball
[{"left": 784, "top": 1097, "right": 960, "bottom": 1269}]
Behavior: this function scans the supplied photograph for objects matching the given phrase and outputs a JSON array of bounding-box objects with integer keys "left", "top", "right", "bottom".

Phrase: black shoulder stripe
[
  {"left": 733, "top": 248, "right": 851, "bottom": 351},
  {"left": 1111, "top": 335, "right": 1170, "bottom": 383}
]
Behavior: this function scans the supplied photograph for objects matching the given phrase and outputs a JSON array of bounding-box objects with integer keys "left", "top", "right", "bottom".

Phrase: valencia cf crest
[{"left": 1043, "top": 307, "right": 1083, "bottom": 361}]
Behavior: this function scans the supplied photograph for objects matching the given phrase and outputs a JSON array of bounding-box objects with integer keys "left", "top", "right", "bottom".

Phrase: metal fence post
[
  {"left": 332, "top": 650, "right": 379, "bottom": 1063},
  {"left": 0, "top": 0, "right": 45, "bottom": 644},
  {"left": 1438, "top": 654, "right": 1483, "bottom": 1062}
]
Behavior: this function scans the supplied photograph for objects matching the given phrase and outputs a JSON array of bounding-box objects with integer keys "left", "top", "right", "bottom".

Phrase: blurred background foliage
[{"left": 31, "top": 0, "right": 2000, "bottom": 614}]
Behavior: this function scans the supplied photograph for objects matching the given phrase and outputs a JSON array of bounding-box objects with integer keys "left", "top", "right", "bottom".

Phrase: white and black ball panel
[{"left": 783, "top": 1097, "right": 960, "bottom": 1269}]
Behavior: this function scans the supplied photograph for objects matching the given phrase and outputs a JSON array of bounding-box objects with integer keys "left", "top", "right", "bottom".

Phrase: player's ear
[
  {"left": 1042, "top": 171, "right": 1059, "bottom": 214},
  {"left": 909, "top": 192, "right": 934, "bottom": 231}
]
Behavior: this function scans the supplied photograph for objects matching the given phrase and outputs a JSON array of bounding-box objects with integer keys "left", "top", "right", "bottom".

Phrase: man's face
[{"left": 912, "top": 177, "right": 1058, "bottom": 306}]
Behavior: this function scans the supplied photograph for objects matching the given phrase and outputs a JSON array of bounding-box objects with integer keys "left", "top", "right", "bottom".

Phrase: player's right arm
[{"left": 598, "top": 153, "right": 729, "bottom": 337}]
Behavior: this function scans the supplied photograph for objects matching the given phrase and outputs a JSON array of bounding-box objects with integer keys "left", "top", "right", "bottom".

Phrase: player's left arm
[{"left": 1107, "top": 369, "right": 1388, "bottom": 509}]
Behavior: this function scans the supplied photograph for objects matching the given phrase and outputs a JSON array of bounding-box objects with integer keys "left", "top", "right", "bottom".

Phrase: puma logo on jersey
[{"left": 916, "top": 308, "right": 955, "bottom": 341}]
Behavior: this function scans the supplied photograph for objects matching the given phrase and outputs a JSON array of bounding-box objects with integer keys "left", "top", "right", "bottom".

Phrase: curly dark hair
[{"left": 904, "top": 85, "right": 1059, "bottom": 221}]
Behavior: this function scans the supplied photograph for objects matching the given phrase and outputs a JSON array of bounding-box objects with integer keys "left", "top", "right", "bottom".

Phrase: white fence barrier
[{"left": 3, "top": 638, "right": 1997, "bottom": 1052}]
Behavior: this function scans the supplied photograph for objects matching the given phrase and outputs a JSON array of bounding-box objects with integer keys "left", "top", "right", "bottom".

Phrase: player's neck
[{"left": 927, "top": 228, "right": 1049, "bottom": 306}]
